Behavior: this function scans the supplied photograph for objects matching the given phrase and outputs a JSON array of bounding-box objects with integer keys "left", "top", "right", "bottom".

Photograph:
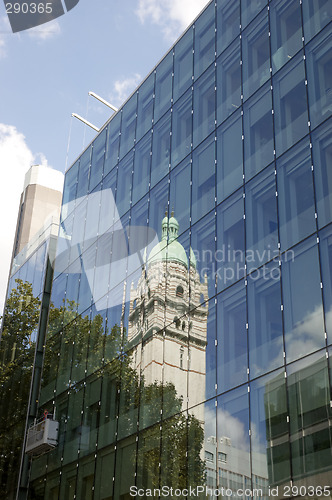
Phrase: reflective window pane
[
  {"left": 282, "top": 237, "right": 325, "bottom": 364},
  {"left": 306, "top": 27, "right": 332, "bottom": 129},
  {"left": 242, "top": 9, "right": 270, "bottom": 99},
  {"left": 241, "top": 0, "right": 267, "bottom": 28},
  {"left": 169, "top": 158, "right": 191, "bottom": 235},
  {"left": 312, "top": 119, "right": 332, "bottom": 228},
  {"left": 171, "top": 89, "right": 192, "bottom": 168},
  {"left": 89, "top": 127, "right": 106, "bottom": 192},
  {"left": 302, "top": 0, "right": 332, "bottom": 42},
  {"left": 248, "top": 263, "right": 283, "bottom": 378},
  {"left": 62, "top": 160, "right": 78, "bottom": 218},
  {"left": 217, "top": 39, "right": 241, "bottom": 124},
  {"left": 270, "top": 0, "right": 303, "bottom": 73},
  {"left": 216, "top": 110, "right": 243, "bottom": 203},
  {"left": 274, "top": 54, "right": 308, "bottom": 156},
  {"left": 244, "top": 84, "right": 274, "bottom": 180},
  {"left": 193, "top": 65, "right": 215, "bottom": 148},
  {"left": 119, "top": 94, "right": 137, "bottom": 159},
  {"left": 151, "top": 111, "right": 170, "bottom": 187},
  {"left": 192, "top": 134, "right": 215, "bottom": 224},
  {"left": 136, "top": 73, "right": 154, "bottom": 142},
  {"left": 277, "top": 139, "right": 316, "bottom": 250},
  {"left": 132, "top": 133, "right": 151, "bottom": 205},
  {"left": 116, "top": 152, "right": 133, "bottom": 217},
  {"left": 216, "top": 0, "right": 240, "bottom": 56},
  {"left": 319, "top": 224, "right": 332, "bottom": 344},
  {"left": 217, "top": 282, "right": 247, "bottom": 392},
  {"left": 154, "top": 51, "right": 173, "bottom": 123},
  {"left": 173, "top": 27, "right": 193, "bottom": 102},
  {"left": 194, "top": 2, "right": 215, "bottom": 79},
  {"left": 104, "top": 112, "right": 121, "bottom": 177},
  {"left": 76, "top": 147, "right": 92, "bottom": 199}
]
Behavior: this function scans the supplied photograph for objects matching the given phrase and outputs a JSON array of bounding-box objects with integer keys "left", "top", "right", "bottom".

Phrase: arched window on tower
[
  {"left": 176, "top": 285, "right": 184, "bottom": 298},
  {"left": 180, "top": 346, "right": 184, "bottom": 369}
]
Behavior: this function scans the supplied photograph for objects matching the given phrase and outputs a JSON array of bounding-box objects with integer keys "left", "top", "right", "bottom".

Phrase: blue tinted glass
[
  {"left": 127, "top": 196, "right": 149, "bottom": 276},
  {"left": 216, "top": 39, "right": 241, "bottom": 125},
  {"left": 248, "top": 263, "right": 283, "bottom": 378},
  {"left": 217, "top": 286, "right": 248, "bottom": 391},
  {"left": 216, "top": 189, "right": 245, "bottom": 292},
  {"left": 242, "top": 8, "right": 270, "bottom": 100},
  {"left": 89, "top": 127, "right": 106, "bottom": 192},
  {"left": 99, "top": 168, "right": 117, "bottom": 234},
  {"left": 76, "top": 146, "right": 92, "bottom": 199},
  {"left": 274, "top": 54, "right": 308, "bottom": 156},
  {"left": 173, "top": 27, "right": 193, "bottom": 102},
  {"left": 306, "top": 27, "right": 332, "bottom": 129},
  {"left": 282, "top": 237, "right": 325, "bottom": 364},
  {"left": 193, "top": 65, "right": 215, "bottom": 147},
  {"left": 116, "top": 152, "right": 133, "bottom": 217},
  {"left": 84, "top": 189, "right": 101, "bottom": 246},
  {"left": 132, "top": 133, "right": 151, "bottom": 206},
  {"left": 136, "top": 73, "right": 154, "bottom": 142},
  {"left": 192, "top": 134, "right": 215, "bottom": 223},
  {"left": 154, "top": 52, "right": 173, "bottom": 123},
  {"left": 62, "top": 160, "right": 78, "bottom": 217},
  {"left": 241, "top": 0, "right": 267, "bottom": 28},
  {"left": 312, "top": 119, "right": 332, "bottom": 228},
  {"left": 171, "top": 89, "right": 192, "bottom": 168},
  {"left": 70, "top": 197, "right": 87, "bottom": 263},
  {"left": 191, "top": 211, "right": 216, "bottom": 300},
  {"left": 244, "top": 84, "right": 274, "bottom": 180},
  {"left": 169, "top": 158, "right": 191, "bottom": 235},
  {"left": 119, "top": 94, "right": 137, "bottom": 159},
  {"left": 216, "top": 0, "right": 240, "bottom": 56},
  {"left": 270, "top": 0, "right": 303, "bottom": 73},
  {"left": 245, "top": 166, "right": 278, "bottom": 271},
  {"left": 194, "top": 2, "right": 215, "bottom": 79},
  {"left": 151, "top": 111, "right": 170, "bottom": 187},
  {"left": 216, "top": 110, "right": 243, "bottom": 203},
  {"left": 302, "top": 0, "right": 331, "bottom": 42},
  {"left": 319, "top": 224, "right": 332, "bottom": 343},
  {"left": 149, "top": 176, "right": 169, "bottom": 237},
  {"left": 104, "top": 112, "right": 121, "bottom": 177},
  {"left": 277, "top": 139, "right": 316, "bottom": 251}
]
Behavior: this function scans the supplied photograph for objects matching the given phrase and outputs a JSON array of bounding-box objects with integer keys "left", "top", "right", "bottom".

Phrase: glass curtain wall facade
[{"left": 29, "top": 1, "right": 331, "bottom": 499}]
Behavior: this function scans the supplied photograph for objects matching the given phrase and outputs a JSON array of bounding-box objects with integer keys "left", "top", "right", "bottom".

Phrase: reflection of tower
[{"left": 127, "top": 213, "right": 208, "bottom": 418}]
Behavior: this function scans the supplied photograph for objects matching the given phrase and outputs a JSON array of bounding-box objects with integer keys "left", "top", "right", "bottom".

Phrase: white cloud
[
  {"left": 136, "top": 0, "right": 209, "bottom": 40},
  {"left": 0, "top": 124, "right": 50, "bottom": 316},
  {"left": 110, "top": 73, "right": 142, "bottom": 107},
  {"left": 28, "top": 19, "right": 61, "bottom": 40}
]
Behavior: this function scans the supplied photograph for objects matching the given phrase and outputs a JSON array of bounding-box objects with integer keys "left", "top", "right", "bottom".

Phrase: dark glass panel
[
  {"left": 76, "top": 146, "right": 92, "bottom": 199},
  {"left": 98, "top": 167, "right": 118, "bottom": 235},
  {"left": 94, "top": 450, "right": 115, "bottom": 499},
  {"left": 151, "top": 111, "right": 171, "bottom": 188},
  {"left": 113, "top": 440, "right": 137, "bottom": 499},
  {"left": 193, "top": 65, "right": 215, "bottom": 147},
  {"left": 119, "top": 93, "right": 137, "bottom": 159},
  {"left": 169, "top": 158, "right": 191, "bottom": 235},
  {"left": 194, "top": 2, "right": 215, "bottom": 79},
  {"left": 89, "top": 127, "right": 107, "bottom": 192},
  {"left": 242, "top": 9, "right": 270, "bottom": 99},
  {"left": 132, "top": 133, "right": 151, "bottom": 205},
  {"left": 154, "top": 51, "right": 173, "bottom": 123},
  {"left": 312, "top": 119, "right": 332, "bottom": 228},
  {"left": 216, "top": 39, "right": 241, "bottom": 125},
  {"left": 216, "top": 0, "right": 240, "bottom": 56},
  {"left": 241, "top": 0, "right": 267, "bottom": 28},
  {"left": 217, "top": 282, "right": 247, "bottom": 392},
  {"left": 248, "top": 262, "right": 283, "bottom": 378},
  {"left": 192, "top": 134, "right": 215, "bottom": 224},
  {"left": 171, "top": 88, "right": 192, "bottom": 168},
  {"left": 173, "top": 27, "right": 194, "bottom": 102},
  {"left": 115, "top": 151, "right": 133, "bottom": 218},
  {"left": 148, "top": 176, "right": 169, "bottom": 239},
  {"left": 282, "top": 237, "right": 325, "bottom": 364},
  {"left": 302, "top": 0, "right": 331, "bottom": 43},
  {"left": 191, "top": 211, "right": 216, "bottom": 301},
  {"left": 136, "top": 73, "right": 154, "bottom": 142},
  {"left": 103, "top": 111, "right": 121, "bottom": 177},
  {"left": 62, "top": 160, "right": 79, "bottom": 218},
  {"left": 277, "top": 139, "right": 316, "bottom": 251},
  {"left": 319, "top": 224, "right": 332, "bottom": 344}
]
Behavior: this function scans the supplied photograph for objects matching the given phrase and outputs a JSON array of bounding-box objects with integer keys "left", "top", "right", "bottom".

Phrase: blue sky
[{"left": 0, "top": 0, "right": 209, "bottom": 313}]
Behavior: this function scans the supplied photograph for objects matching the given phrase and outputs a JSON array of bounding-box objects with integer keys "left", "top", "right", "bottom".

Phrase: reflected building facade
[{"left": 3, "top": 0, "right": 331, "bottom": 499}]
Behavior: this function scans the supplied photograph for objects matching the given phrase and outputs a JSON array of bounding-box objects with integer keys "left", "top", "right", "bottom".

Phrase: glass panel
[
  {"left": 191, "top": 210, "right": 216, "bottom": 302},
  {"left": 270, "top": 0, "right": 303, "bottom": 73},
  {"left": 245, "top": 166, "right": 278, "bottom": 270},
  {"left": 319, "top": 224, "right": 332, "bottom": 344},
  {"left": 274, "top": 54, "right": 308, "bottom": 156},
  {"left": 216, "top": 0, "right": 240, "bottom": 56},
  {"left": 217, "top": 386, "right": 251, "bottom": 496},
  {"left": 151, "top": 111, "right": 170, "bottom": 188},
  {"left": 192, "top": 134, "right": 215, "bottom": 224},
  {"left": 216, "top": 190, "right": 245, "bottom": 292},
  {"left": 84, "top": 189, "right": 101, "bottom": 246},
  {"left": 113, "top": 440, "right": 136, "bottom": 499},
  {"left": 132, "top": 133, "right": 151, "bottom": 205},
  {"left": 62, "top": 160, "right": 78, "bottom": 218},
  {"left": 136, "top": 426, "right": 160, "bottom": 492},
  {"left": 173, "top": 27, "right": 193, "bottom": 102},
  {"left": 169, "top": 158, "right": 191, "bottom": 235},
  {"left": 119, "top": 94, "right": 137, "bottom": 159},
  {"left": 277, "top": 139, "right": 316, "bottom": 251},
  {"left": 115, "top": 151, "right": 133, "bottom": 218},
  {"left": 248, "top": 262, "right": 283, "bottom": 378},
  {"left": 241, "top": 0, "right": 267, "bottom": 28},
  {"left": 250, "top": 370, "right": 290, "bottom": 488},
  {"left": 154, "top": 51, "right": 173, "bottom": 123},
  {"left": 136, "top": 73, "right": 154, "bottom": 142},
  {"left": 89, "top": 127, "right": 106, "bottom": 192},
  {"left": 171, "top": 88, "right": 192, "bottom": 168},
  {"left": 59, "top": 465, "right": 77, "bottom": 500},
  {"left": 148, "top": 176, "right": 169, "bottom": 238},
  {"left": 312, "top": 119, "right": 332, "bottom": 228},
  {"left": 216, "top": 39, "right": 241, "bottom": 125},
  {"left": 70, "top": 197, "right": 87, "bottom": 264},
  {"left": 76, "top": 146, "right": 92, "bottom": 199},
  {"left": 302, "top": 0, "right": 331, "bottom": 43},
  {"left": 287, "top": 352, "right": 332, "bottom": 484},
  {"left": 217, "top": 282, "right": 247, "bottom": 392},
  {"left": 98, "top": 167, "right": 118, "bottom": 236},
  {"left": 193, "top": 65, "right": 215, "bottom": 147},
  {"left": 94, "top": 450, "right": 115, "bottom": 500},
  {"left": 216, "top": 110, "right": 243, "bottom": 204},
  {"left": 282, "top": 237, "right": 325, "bottom": 364},
  {"left": 306, "top": 27, "right": 332, "bottom": 129},
  {"left": 244, "top": 84, "right": 274, "bottom": 180},
  {"left": 194, "top": 2, "right": 215, "bottom": 79},
  {"left": 104, "top": 112, "right": 121, "bottom": 177},
  {"left": 62, "top": 384, "right": 84, "bottom": 465},
  {"left": 242, "top": 9, "right": 270, "bottom": 99}
]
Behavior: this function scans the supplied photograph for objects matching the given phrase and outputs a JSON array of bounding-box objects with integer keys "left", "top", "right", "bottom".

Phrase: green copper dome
[{"left": 148, "top": 213, "right": 188, "bottom": 268}]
